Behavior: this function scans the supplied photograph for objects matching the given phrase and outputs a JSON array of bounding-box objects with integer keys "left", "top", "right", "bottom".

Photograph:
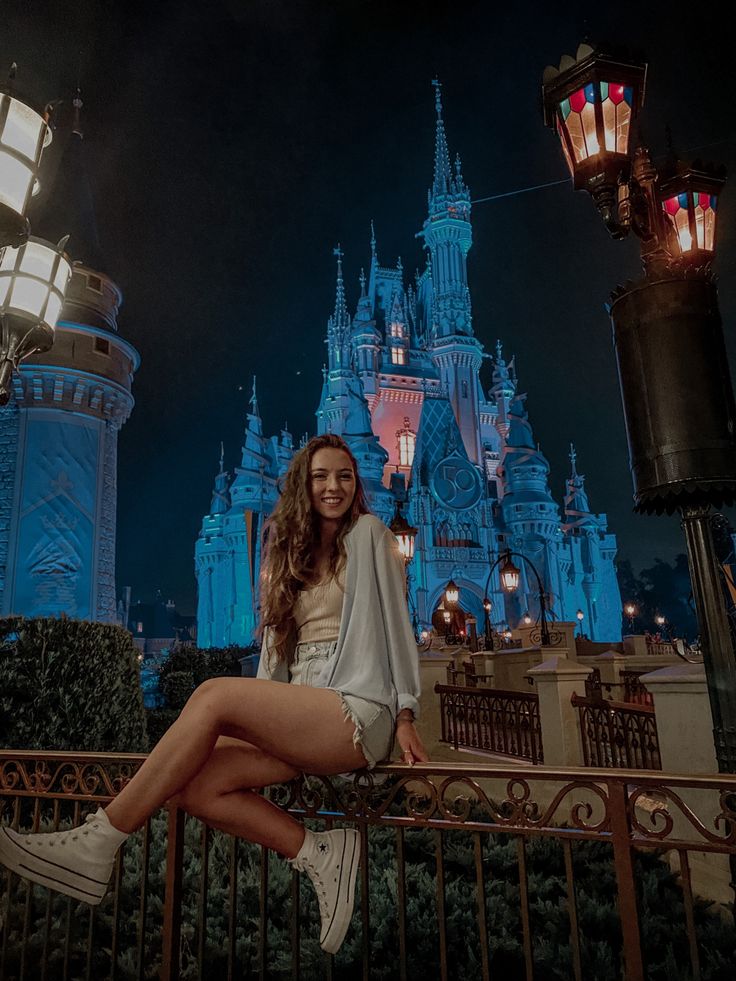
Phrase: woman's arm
[{"left": 373, "top": 525, "right": 422, "bottom": 719}]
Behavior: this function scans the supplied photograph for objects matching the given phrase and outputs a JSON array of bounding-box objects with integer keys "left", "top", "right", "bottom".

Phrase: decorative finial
[
  {"left": 219, "top": 441, "right": 224, "bottom": 472},
  {"left": 321, "top": 363, "right": 328, "bottom": 382},
  {"left": 359, "top": 267, "right": 366, "bottom": 296},
  {"left": 569, "top": 442, "right": 577, "bottom": 476},
  {"left": 396, "top": 256, "right": 403, "bottom": 273},
  {"left": 432, "top": 77, "right": 442, "bottom": 117},
  {"left": 370, "top": 220, "right": 377, "bottom": 259},
  {"left": 249, "top": 375, "right": 258, "bottom": 413},
  {"left": 495, "top": 339, "right": 503, "bottom": 362},
  {"left": 8, "top": 63, "right": 17, "bottom": 93}
]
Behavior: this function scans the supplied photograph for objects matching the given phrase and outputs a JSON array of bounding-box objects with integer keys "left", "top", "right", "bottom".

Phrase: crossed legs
[{"left": 104, "top": 678, "right": 367, "bottom": 858}]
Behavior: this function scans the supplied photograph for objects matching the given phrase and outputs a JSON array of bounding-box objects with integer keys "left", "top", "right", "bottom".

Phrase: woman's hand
[{"left": 395, "top": 719, "right": 429, "bottom": 766}]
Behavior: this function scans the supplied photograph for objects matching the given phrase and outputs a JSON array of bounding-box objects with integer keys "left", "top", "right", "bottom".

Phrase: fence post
[
  {"left": 161, "top": 804, "right": 185, "bottom": 981},
  {"left": 527, "top": 657, "right": 592, "bottom": 767}
]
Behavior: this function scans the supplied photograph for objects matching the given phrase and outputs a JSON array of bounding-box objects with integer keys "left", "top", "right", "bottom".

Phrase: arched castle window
[
  {"left": 391, "top": 346, "right": 407, "bottom": 365},
  {"left": 396, "top": 417, "right": 416, "bottom": 467}
]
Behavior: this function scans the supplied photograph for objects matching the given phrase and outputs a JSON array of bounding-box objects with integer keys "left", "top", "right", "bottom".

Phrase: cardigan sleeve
[{"left": 373, "top": 524, "right": 422, "bottom": 719}]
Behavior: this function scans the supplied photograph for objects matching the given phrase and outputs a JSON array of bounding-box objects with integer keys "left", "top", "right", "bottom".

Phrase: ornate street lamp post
[
  {"left": 484, "top": 549, "right": 552, "bottom": 646},
  {"left": 624, "top": 602, "right": 637, "bottom": 632},
  {"left": 576, "top": 608, "right": 585, "bottom": 638},
  {"left": 482, "top": 596, "right": 492, "bottom": 650},
  {"left": 0, "top": 70, "right": 70, "bottom": 403},
  {"left": 542, "top": 42, "right": 736, "bottom": 777}
]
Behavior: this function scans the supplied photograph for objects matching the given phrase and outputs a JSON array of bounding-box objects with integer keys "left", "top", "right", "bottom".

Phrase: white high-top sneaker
[
  {"left": 290, "top": 827, "right": 360, "bottom": 955},
  {"left": 0, "top": 807, "right": 129, "bottom": 905}
]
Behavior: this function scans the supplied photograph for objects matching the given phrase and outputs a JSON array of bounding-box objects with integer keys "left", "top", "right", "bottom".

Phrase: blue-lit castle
[{"left": 195, "top": 83, "right": 622, "bottom": 646}]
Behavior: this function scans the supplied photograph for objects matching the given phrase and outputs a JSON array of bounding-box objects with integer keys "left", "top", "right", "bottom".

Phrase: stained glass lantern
[
  {"left": 445, "top": 579, "right": 459, "bottom": 606},
  {"left": 0, "top": 236, "right": 71, "bottom": 403},
  {"left": 499, "top": 554, "right": 521, "bottom": 593},
  {"left": 0, "top": 91, "right": 52, "bottom": 247},
  {"left": 542, "top": 44, "right": 646, "bottom": 191},
  {"left": 660, "top": 164, "right": 725, "bottom": 259},
  {"left": 389, "top": 503, "right": 418, "bottom": 563}
]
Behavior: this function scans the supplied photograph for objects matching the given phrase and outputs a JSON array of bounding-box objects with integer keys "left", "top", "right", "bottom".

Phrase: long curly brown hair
[{"left": 259, "top": 433, "right": 369, "bottom": 663}]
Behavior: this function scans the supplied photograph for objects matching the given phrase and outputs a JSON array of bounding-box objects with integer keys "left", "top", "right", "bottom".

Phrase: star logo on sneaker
[{"left": 318, "top": 842, "right": 328, "bottom": 853}]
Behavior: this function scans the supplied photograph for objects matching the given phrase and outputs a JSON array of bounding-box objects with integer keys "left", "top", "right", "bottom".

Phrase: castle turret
[
  {"left": 351, "top": 268, "right": 381, "bottom": 408},
  {"left": 0, "top": 96, "right": 139, "bottom": 621},
  {"left": 420, "top": 81, "right": 483, "bottom": 464},
  {"left": 194, "top": 446, "right": 231, "bottom": 647}
]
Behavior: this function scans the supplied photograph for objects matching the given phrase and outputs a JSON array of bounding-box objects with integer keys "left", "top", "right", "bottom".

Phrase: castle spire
[
  {"left": 370, "top": 220, "right": 377, "bottom": 260},
  {"left": 332, "top": 244, "right": 349, "bottom": 327},
  {"left": 359, "top": 267, "right": 366, "bottom": 298},
  {"left": 563, "top": 443, "right": 595, "bottom": 530},
  {"left": 209, "top": 443, "right": 230, "bottom": 515},
  {"left": 431, "top": 78, "right": 453, "bottom": 197}
]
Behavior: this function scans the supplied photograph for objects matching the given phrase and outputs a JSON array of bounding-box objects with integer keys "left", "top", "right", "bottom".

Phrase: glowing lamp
[
  {"left": 523, "top": 612, "right": 532, "bottom": 625},
  {"left": 499, "top": 554, "right": 521, "bottom": 593},
  {"left": 542, "top": 44, "right": 646, "bottom": 192},
  {"left": 0, "top": 91, "right": 52, "bottom": 247},
  {"left": 576, "top": 609, "right": 585, "bottom": 622},
  {"left": 0, "top": 236, "right": 71, "bottom": 404},
  {"left": 655, "top": 614, "right": 666, "bottom": 627},
  {"left": 443, "top": 611, "right": 451, "bottom": 625},
  {"left": 483, "top": 597, "right": 492, "bottom": 613},
  {"left": 389, "top": 503, "right": 417, "bottom": 563},
  {"left": 445, "top": 579, "right": 459, "bottom": 606},
  {"left": 660, "top": 164, "right": 725, "bottom": 259},
  {"left": 624, "top": 603, "right": 637, "bottom": 617},
  {"left": 503, "top": 628, "right": 513, "bottom": 641}
]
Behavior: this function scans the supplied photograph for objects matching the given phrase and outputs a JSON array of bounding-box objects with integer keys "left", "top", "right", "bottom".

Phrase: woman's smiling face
[{"left": 309, "top": 447, "right": 357, "bottom": 523}]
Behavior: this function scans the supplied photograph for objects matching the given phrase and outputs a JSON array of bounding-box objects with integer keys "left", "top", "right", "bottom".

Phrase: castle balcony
[{"left": 1, "top": 749, "right": 735, "bottom": 980}]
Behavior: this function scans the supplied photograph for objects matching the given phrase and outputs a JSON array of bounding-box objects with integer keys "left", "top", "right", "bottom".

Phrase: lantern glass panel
[
  {"left": 9, "top": 276, "right": 48, "bottom": 318},
  {"left": 20, "top": 240, "right": 54, "bottom": 281},
  {"left": 694, "top": 194, "right": 717, "bottom": 250},
  {"left": 0, "top": 278, "right": 9, "bottom": 305},
  {"left": 500, "top": 558, "right": 520, "bottom": 593},
  {"left": 45, "top": 291, "right": 63, "bottom": 328},
  {"left": 2, "top": 99, "right": 43, "bottom": 162},
  {"left": 54, "top": 258, "right": 71, "bottom": 291},
  {"left": 0, "top": 246, "right": 16, "bottom": 272},
  {"left": 0, "top": 152, "right": 33, "bottom": 214},
  {"left": 556, "top": 117, "right": 574, "bottom": 176}
]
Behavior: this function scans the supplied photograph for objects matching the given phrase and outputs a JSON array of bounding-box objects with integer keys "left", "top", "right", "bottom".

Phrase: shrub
[{"left": 0, "top": 616, "right": 148, "bottom": 753}]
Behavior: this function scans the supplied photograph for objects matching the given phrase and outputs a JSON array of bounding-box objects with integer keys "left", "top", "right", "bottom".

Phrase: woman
[{"left": 0, "top": 434, "right": 428, "bottom": 956}]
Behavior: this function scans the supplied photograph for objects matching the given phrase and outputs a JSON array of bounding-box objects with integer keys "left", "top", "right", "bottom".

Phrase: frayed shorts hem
[{"left": 331, "top": 690, "right": 394, "bottom": 770}]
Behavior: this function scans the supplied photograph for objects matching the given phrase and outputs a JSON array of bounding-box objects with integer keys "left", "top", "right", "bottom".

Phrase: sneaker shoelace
[{"left": 24, "top": 812, "right": 100, "bottom": 846}]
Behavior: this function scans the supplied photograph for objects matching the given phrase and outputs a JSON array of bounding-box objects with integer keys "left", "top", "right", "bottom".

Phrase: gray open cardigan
[{"left": 256, "top": 514, "right": 421, "bottom": 720}]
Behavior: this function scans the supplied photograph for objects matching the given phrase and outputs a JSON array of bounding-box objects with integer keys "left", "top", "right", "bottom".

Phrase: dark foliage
[{"left": 0, "top": 616, "right": 148, "bottom": 753}]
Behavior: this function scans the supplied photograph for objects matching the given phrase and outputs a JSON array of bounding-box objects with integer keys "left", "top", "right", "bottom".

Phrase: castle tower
[
  {"left": 0, "top": 95, "right": 139, "bottom": 621},
  {"left": 420, "top": 80, "right": 483, "bottom": 465},
  {"left": 352, "top": 268, "right": 381, "bottom": 409},
  {"left": 194, "top": 445, "right": 231, "bottom": 648}
]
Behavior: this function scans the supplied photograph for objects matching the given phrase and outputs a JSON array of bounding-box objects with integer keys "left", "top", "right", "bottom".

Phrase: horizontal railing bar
[
  {"left": 4, "top": 750, "right": 735, "bottom": 789},
  {"left": 571, "top": 693, "right": 656, "bottom": 716}
]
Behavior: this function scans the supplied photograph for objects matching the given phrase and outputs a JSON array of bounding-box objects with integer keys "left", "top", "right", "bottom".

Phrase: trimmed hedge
[{"left": 0, "top": 616, "right": 148, "bottom": 753}]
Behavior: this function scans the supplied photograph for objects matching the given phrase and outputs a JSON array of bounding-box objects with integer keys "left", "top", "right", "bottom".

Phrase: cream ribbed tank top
[{"left": 293, "top": 576, "right": 344, "bottom": 644}]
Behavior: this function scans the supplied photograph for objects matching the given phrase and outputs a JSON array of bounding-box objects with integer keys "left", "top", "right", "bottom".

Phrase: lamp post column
[{"left": 681, "top": 505, "right": 736, "bottom": 771}]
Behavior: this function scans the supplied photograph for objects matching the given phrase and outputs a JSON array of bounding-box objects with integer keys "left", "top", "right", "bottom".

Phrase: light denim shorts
[{"left": 292, "top": 641, "right": 394, "bottom": 769}]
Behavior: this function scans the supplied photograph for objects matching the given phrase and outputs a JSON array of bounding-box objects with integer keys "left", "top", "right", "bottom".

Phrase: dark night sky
[{"left": 3, "top": 1, "right": 735, "bottom": 614}]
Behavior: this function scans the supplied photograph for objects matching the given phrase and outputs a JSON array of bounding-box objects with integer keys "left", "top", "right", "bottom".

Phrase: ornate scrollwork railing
[
  {"left": 1, "top": 750, "right": 735, "bottom": 981},
  {"left": 571, "top": 692, "right": 662, "bottom": 770},
  {"left": 434, "top": 683, "right": 544, "bottom": 763}
]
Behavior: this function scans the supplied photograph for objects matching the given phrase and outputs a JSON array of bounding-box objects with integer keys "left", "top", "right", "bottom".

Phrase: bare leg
[
  {"left": 168, "top": 737, "right": 304, "bottom": 857},
  {"left": 105, "top": 678, "right": 365, "bottom": 837}
]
